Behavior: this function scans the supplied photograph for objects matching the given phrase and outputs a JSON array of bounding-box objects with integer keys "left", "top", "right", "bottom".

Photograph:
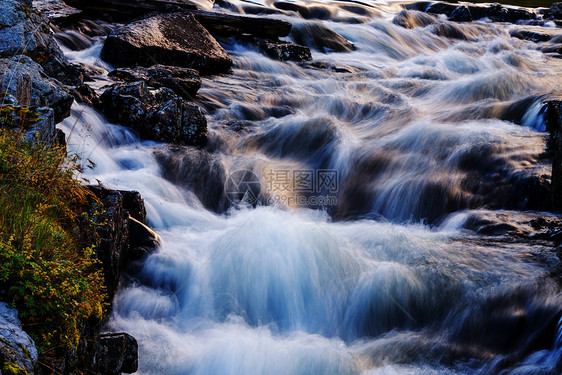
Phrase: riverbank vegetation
[{"left": 0, "top": 128, "right": 106, "bottom": 357}]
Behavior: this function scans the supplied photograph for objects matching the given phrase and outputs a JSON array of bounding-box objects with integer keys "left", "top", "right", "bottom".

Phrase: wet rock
[
  {"left": 101, "top": 13, "right": 232, "bottom": 75},
  {"left": 192, "top": 10, "right": 292, "bottom": 38},
  {"left": 511, "top": 29, "right": 551, "bottom": 43},
  {"left": 0, "top": 56, "right": 73, "bottom": 123},
  {"left": 127, "top": 217, "right": 160, "bottom": 261},
  {"left": 258, "top": 40, "right": 312, "bottom": 62},
  {"left": 87, "top": 186, "right": 130, "bottom": 302},
  {"left": 544, "top": 2, "right": 562, "bottom": 20},
  {"left": 425, "top": 2, "right": 457, "bottom": 17},
  {"left": 393, "top": 10, "right": 437, "bottom": 29},
  {"left": 119, "top": 190, "right": 147, "bottom": 223},
  {"left": 448, "top": 6, "right": 472, "bottom": 22},
  {"left": 273, "top": 1, "right": 334, "bottom": 20},
  {"left": 70, "top": 83, "right": 98, "bottom": 105},
  {"left": 506, "top": 8, "right": 535, "bottom": 23},
  {"left": 305, "top": 60, "right": 361, "bottom": 73},
  {"left": 96, "top": 333, "right": 138, "bottom": 375},
  {"left": 0, "top": 302, "right": 38, "bottom": 375},
  {"left": 487, "top": 3, "right": 509, "bottom": 23},
  {"left": 290, "top": 23, "right": 355, "bottom": 53},
  {"left": 154, "top": 146, "right": 228, "bottom": 212},
  {"left": 545, "top": 100, "right": 562, "bottom": 211},
  {"left": 54, "top": 29, "right": 93, "bottom": 51},
  {"left": 109, "top": 65, "right": 201, "bottom": 100},
  {"left": 32, "top": 0, "right": 83, "bottom": 25},
  {"left": 99, "top": 81, "right": 207, "bottom": 146},
  {"left": 64, "top": 0, "right": 201, "bottom": 21}
]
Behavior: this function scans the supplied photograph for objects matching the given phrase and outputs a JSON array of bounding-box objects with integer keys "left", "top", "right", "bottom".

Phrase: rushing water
[{"left": 59, "top": 1, "right": 562, "bottom": 373}]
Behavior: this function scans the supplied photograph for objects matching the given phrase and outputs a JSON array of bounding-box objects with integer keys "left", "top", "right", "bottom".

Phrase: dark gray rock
[
  {"left": 544, "top": 100, "right": 562, "bottom": 211},
  {"left": 64, "top": 0, "right": 200, "bottom": 21},
  {"left": 96, "top": 333, "right": 138, "bottom": 375},
  {"left": 192, "top": 10, "right": 292, "bottom": 39},
  {"left": 0, "top": 0, "right": 59, "bottom": 59},
  {"left": 70, "top": 83, "right": 98, "bottom": 104},
  {"left": 290, "top": 22, "right": 355, "bottom": 53},
  {"left": 101, "top": 13, "right": 232, "bottom": 75},
  {"left": 32, "top": 0, "right": 83, "bottom": 25},
  {"left": 546, "top": 2, "right": 562, "bottom": 19},
  {"left": 0, "top": 101, "right": 57, "bottom": 146},
  {"left": 87, "top": 186, "right": 130, "bottom": 303},
  {"left": 99, "top": 81, "right": 208, "bottom": 146},
  {"left": 0, "top": 302, "right": 38, "bottom": 375},
  {"left": 449, "top": 5, "right": 472, "bottom": 22},
  {"left": 119, "top": 190, "right": 147, "bottom": 223},
  {"left": 506, "top": 8, "right": 535, "bottom": 23},
  {"left": 127, "top": 217, "right": 160, "bottom": 261},
  {"left": 511, "top": 29, "right": 551, "bottom": 43},
  {"left": 425, "top": 2, "right": 456, "bottom": 17},
  {"left": 0, "top": 56, "right": 73, "bottom": 123},
  {"left": 259, "top": 40, "right": 312, "bottom": 62},
  {"left": 487, "top": 3, "right": 509, "bottom": 22},
  {"left": 109, "top": 65, "right": 201, "bottom": 100},
  {"left": 0, "top": 0, "right": 82, "bottom": 85}
]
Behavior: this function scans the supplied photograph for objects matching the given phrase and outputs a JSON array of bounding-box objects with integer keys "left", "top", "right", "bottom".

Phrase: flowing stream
[{"left": 58, "top": 1, "right": 562, "bottom": 373}]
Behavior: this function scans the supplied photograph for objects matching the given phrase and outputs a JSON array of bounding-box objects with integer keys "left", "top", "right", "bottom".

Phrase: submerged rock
[
  {"left": 99, "top": 81, "right": 207, "bottom": 146},
  {"left": 0, "top": 56, "right": 73, "bottom": 123},
  {"left": 108, "top": 65, "right": 202, "bottom": 100},
  {"left": 192, "top": 10, "right": 292, "bottom": 38},
  {"left": 290, "top": 22, "right": 355, "bottom": 53},
  {"left": 101, "top": 13, "right": 232, "bottom": 75},
  {"left": 0, "top": 302, "right": 38, "bottom": 375}
]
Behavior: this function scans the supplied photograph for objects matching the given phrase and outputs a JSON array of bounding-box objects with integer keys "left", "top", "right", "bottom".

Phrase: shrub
[{"left": 0, "top": 128, "right": 106, "bottom": 356}]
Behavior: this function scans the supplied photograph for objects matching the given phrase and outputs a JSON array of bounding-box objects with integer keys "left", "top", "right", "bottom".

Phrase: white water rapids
[{"left": 59, "top": 0, "right": 562, "bottom": 373}]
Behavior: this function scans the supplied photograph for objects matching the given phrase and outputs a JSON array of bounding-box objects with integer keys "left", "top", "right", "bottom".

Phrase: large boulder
[
  {"left": 32, "top": 0, "right": 83, "bottom": 25},
  {"left": 99, "top": 81, "right": 207, "bottom": 146},
  {"left": 0, "top": 56, "right": 73, "bottom": 123},
  {"left": 100, "top": 13, "right": 232, "bottom": 75},
  {"left": 108, "top": 65, "right": 201, "bottom": 100},
  {"left": 0, "top": 95, "right": 57, "bottom": 146},
  {"left": 0, "top": 0, "right": 83, "bottom": 85},
  {"left": 0, "top": 302, "right": 38, "bottom": 375}
]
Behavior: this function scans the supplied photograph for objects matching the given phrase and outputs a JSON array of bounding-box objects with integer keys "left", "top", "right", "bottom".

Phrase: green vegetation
[
  {"left": 1, "top": 362, "right": 27, "bottom": 375},
  {"left": 0, "top": 128, "right": 106, "bottom": 357}
]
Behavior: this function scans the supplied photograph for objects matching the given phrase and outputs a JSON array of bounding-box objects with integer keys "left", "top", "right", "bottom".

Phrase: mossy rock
[
  {"left": 0, "top": 105, "right": 40, "bottom": 129},
  {"left": 1, "top": 362, "right": 28, "bottom": 375}
]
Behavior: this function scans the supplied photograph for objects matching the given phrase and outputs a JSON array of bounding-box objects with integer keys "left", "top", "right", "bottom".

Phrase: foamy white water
[{"left": 60, "top": 1, "right": 562, "bottom": 373}]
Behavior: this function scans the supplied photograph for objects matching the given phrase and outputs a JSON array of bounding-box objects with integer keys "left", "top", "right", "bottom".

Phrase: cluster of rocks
[
  {"left": 395, "top": 2, "right": 562, "bottom": 58},
  {"left": 407, "top": 1, "right": 561, "bottom": 25},
  {"left": 0, "top": 1, "right": 158, "bottom": 374},
  {"left": 29, "top": 0, "right": 358, "bottom": 148}
]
